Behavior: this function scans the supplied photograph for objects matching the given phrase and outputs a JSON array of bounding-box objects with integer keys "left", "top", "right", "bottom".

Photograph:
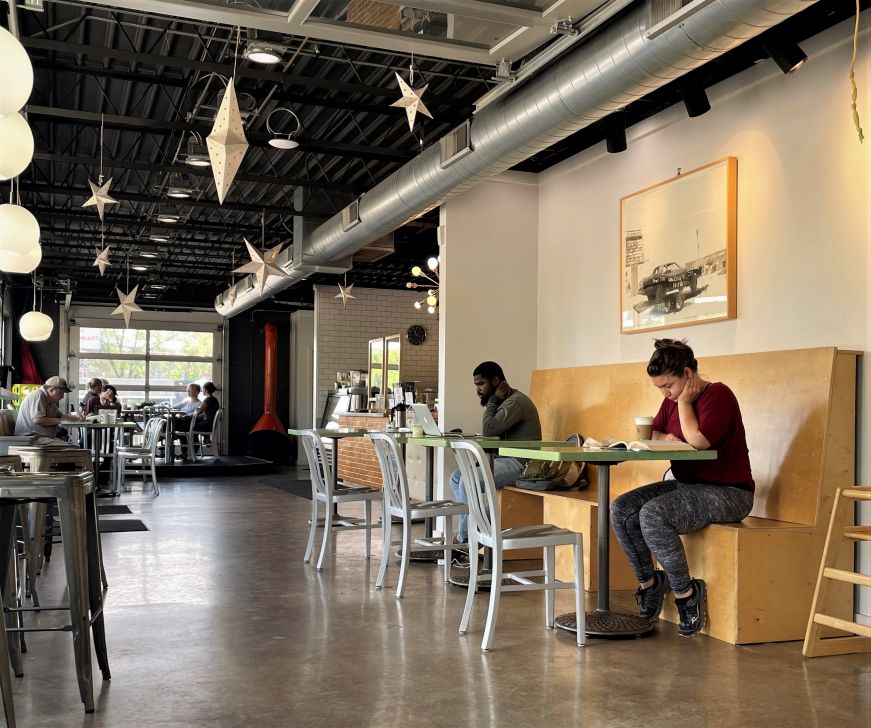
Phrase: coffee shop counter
[{"left": 336, "top": 413, "right": 426, "bottom": 499}]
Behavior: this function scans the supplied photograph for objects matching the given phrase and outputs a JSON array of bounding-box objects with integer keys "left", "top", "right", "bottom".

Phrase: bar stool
[{"left": 0, "top": 472, "right": 110, "bottom": 714}]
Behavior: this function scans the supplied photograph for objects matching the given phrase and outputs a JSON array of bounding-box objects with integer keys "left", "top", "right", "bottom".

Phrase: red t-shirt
[{"left": 651, "top": 382, "right": 754, "bottom": 491}]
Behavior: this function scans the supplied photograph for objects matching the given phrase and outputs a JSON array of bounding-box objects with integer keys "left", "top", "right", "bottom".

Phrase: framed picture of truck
[{"left": 620, "top": 157, "right": 737, "bottom": 334}]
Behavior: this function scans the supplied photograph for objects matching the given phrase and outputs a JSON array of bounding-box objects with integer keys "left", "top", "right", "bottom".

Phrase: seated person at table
[
  {"left": 14, "top": 376, "right": 82, "bottom": 446},
  {"left": 178, "top": 383, "right": 202, "bottom": 415},
  {"left": 98, "top": 385, "right": 122, "bottom": 411},
  {"left": 449, "top": 361, "right": 541, "bottom": 544},
  {"left": 81, "top": 377, "right": 103, "bottom": 414},
  {"left": 193, "top": 381, "right": 219, "bottom": 433},
  {"left": 610, "top": 339, "right": 754, "bottom": 638}
]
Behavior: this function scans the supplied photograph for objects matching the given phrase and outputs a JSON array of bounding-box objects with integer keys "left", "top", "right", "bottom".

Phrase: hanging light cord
[
  {"left": 850, "top": 0, "right": 864, "bottom": 143},
  {"left": 99, "top": 113, "right": 105, "bottom": 183}
]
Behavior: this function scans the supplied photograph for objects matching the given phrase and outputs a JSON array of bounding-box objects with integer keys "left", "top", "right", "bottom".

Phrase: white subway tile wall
[{"left": 314, "top": 285, "right": 440, "bottom": 421}]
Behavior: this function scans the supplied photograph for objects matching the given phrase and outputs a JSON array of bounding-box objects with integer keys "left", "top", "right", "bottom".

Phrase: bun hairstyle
[{"left": 647, "top": 338, "right": 698, "bottom": 377}]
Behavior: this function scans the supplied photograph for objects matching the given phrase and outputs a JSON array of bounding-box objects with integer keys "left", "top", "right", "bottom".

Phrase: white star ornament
[
  {"left": 233, "top": 239, "right": 287, "bottom": 293},
  {"left": 206, "top": 78, "right": 249, "bottom": 204},
  {"left": 112, "top": 285, "right": 143, "bottom": 328},
  {"left": 391, "top": 73, "right": 433, "bottom": 132},
  {"left": 82, "top": 178, "right": 119, "bottom": 221}
]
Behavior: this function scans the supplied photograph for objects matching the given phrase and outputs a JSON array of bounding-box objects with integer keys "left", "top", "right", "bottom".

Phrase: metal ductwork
[{"left": 216, "top": 0, "right": 815, "bottom": 317}]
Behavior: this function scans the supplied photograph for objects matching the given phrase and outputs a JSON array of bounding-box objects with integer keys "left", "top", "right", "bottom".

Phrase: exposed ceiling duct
[{"left": 215, "top": 0, "right": 817, "bottom": 317}]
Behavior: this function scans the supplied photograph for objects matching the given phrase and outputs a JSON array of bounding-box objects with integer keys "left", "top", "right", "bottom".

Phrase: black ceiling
[{"left": 2, "top": 0, "right": 864, "bottom": 311}]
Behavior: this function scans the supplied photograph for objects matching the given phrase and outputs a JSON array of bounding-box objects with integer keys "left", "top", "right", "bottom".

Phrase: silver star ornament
[
  {"left": 112, "top": 285, "right": 143, "bottom": 328},
  {"left": 391, "top": 72, "right": 433, "bottom": 132},
  {"left": 93, "top": 247, "right": 111, "bottom": 276},
  {"left": 82, "top": 178, "right": 119, "bottom": 221},
  {"left": 233, "top": 239, "right": 287, "bottom": 293},
  {"left": 334, "top": 283, "right": 356, "bottom": 306},
  {"left": 207, "top": 77, "right": 249, "bottom": 204}
]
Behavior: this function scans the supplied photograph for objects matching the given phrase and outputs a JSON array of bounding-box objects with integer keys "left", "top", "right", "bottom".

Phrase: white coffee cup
[{"left": 635, "top": 416, "right": 654, "bottom": 440}]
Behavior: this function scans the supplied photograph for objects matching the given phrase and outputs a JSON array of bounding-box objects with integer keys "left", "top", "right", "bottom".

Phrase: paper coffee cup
[
  {"left": 412, "top": 424, "right": 424, "bottom": 437},
  {"left": 635, "top": 416, "right": 654, "bottom": 440}
]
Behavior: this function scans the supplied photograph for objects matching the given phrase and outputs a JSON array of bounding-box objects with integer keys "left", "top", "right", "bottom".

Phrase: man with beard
[{"left": 448, "top": 361, "right": 541, "bottom": 545}]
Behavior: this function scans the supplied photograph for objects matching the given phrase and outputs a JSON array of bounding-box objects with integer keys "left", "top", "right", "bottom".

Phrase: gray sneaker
[
  {"left": 676, "top": 579, "right": 707, "bottom": 637},
  {"left": 635, "top": 570, "right": 670, "bottom": 621}
]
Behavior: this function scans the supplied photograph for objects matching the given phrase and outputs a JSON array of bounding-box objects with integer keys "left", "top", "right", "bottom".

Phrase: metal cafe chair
[
  {"left": 368, "top": 432, "right": 467, "bottom": 597},
  {"left": 113, "top": 417, "right": 164, "bottom": 496},
  {"left": 450, "top": 439, "right": 585, "bottom": 651},
  {"left": 298, "top": 429, "right": 382, "bottom": 571}
]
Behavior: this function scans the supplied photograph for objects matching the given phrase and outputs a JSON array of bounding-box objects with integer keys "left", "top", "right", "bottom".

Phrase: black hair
[
  {"left": 203, "top": 381, "right": 216, "bottom": 395},
  {"left": 102, "top": 385, "right": 117, "bottom": 396},
  {"left": 646, "top": 339, "right": 698, "bottom": 377},
  {"left": 473, "top": 361, "right": 505, "bottom": 381}
]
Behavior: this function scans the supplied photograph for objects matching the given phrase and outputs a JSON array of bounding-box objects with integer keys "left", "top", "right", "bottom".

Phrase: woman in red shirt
[{"left": 610, "top": 339, "right": 754, "bottom": 637}]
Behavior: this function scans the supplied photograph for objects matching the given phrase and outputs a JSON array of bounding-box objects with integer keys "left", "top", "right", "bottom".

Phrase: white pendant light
[
  {"left": 0, "top": 26, "right": 34, "bottom": 119},
  {"left": 0, "top": 113, "right": 34, "bottom": 180},
  {"left": 19, "top": 310, "right": 53, "bottom": 341},
  {"left": 0, "top": 203, "right": 41, "bottom": 272}
]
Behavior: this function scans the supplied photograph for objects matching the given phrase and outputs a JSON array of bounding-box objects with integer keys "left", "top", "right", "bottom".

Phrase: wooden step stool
[{"left": 803, "top": 486, "right": 871, "bottom": 657}]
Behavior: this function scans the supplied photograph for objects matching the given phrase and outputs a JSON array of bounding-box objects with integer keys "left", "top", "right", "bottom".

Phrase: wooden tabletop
[{"left": 497, "top": 445, "right": 718, "bottom": 462}]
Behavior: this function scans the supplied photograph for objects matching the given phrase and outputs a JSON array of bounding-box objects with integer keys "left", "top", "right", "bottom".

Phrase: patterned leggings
[{"left": 610, "top": 480, "right": 754, "bottom": 594}]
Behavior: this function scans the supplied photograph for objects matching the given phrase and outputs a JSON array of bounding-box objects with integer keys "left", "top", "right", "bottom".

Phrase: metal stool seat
[{"left": 0, "top": 472, "right": 110, "bottom": 714}]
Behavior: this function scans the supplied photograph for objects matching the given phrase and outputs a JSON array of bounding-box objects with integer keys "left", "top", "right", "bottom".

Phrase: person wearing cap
[{"left": 14, "top": 376, "right": 83, "bottom": 444}]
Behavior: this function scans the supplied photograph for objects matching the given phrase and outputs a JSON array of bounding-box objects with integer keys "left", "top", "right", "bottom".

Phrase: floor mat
[
  {"left": 98, "top": 504, "right": 133, "bottom": 515},
  {"left": 52, "top": 518, "right": 149, "bottom": 534},
  {"left": 262, "top": 479, "right": 312, "bottom": 500}
]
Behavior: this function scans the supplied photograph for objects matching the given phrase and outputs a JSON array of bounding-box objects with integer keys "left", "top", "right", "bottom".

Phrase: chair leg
[
  {"left": 459, "top": 539, "right": 479, "bottom": 635},
  {"left": 442, "top": 516, "right": 453, "bottom": 583},
  {"left": 316, "top": 500, "right": 333, "bottom": 571},
  {"left": 303, "top": 496, "right": 319, "bottom": 564},
  {"left": 574, "top": 539, "right": 585, "bottom": 646},
  {"left": 375, "top": 505, "right": 391, "bottom": 589},
  {"left": 0, "top": 614, "right": 14, "bottom": 728},
  {"left": 544, "top": 546, "right": 555, "bottom": 628},
  {"left": 481, "top": 548, "right": 503, "bottom": 651},
  {"left": 396, "top": 518, "right": 411, "bottom": 599},
  {"left": 364, "top": 500, "right": 371, "bottom": 561},
  {"left": 150, "top": 456, "right": 159, "bottom": 496},
  {"left": 17, "top": 506, "right": 39, "bottom": 608}
]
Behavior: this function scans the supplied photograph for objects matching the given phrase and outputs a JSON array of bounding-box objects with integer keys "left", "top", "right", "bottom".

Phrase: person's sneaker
[
  {"left": 675, "top": 579, "right": 707, "bottom": 637},
  {"left": 635, "top": 570, "right": 670, "bottom": 621}
]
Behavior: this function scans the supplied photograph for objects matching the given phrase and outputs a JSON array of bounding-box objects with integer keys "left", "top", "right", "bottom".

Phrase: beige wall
[{"left": 536, "top": 17, "right": 870, "bottom": 617}]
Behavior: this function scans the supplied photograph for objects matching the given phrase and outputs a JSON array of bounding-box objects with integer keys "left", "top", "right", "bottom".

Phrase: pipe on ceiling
[{"left": 215, "top": 0, "right": 816, "bottom": 317}]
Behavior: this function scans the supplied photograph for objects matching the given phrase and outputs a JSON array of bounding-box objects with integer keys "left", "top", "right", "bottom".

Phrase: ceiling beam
[
  {"left": 32, "top": 153, "right": 362, "bottom": 193},
  {"left": 20, "top": 36, "right": 469, "bottom": 107},
  {"left": 26, "top": 105, "right": 414, "bottom": 162}
]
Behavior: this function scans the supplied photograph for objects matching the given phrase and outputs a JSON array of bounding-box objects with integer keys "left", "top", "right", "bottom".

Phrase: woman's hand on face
[{"left": 677, "top": 369, "right": 702, "bottom": 404}]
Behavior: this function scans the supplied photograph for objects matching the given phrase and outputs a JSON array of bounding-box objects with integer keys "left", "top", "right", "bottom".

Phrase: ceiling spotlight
[
  {"left": 141, "top": 252, "right": 158, "bottom": 258},
  {"left": 132, "top": 265, "right": 148, "bottom": 271},
  {"left": 156, "top": 213, "right": 181, "bottom": 224},
  {"left": 679, "top": 80, "right": 711, "bottom": 118},
  {"left": 604, "top": 111, "right": 627, "bottom": 154},
  {"left": 183, "top": 134, "right": 211, "bottom": 167},
  {"left": 165, "top": 173, "right": 196, "bottom": 199},
  {"left": 266, "top": 107, "right": 301, "bottom": 150},
  {"left": 243, "top": 42, "right": 284, "bottom": 65},
  {"left": 761, "top": 38, "right": 807, "bottom": 76},
  {"left": 149, "top": 234, "right": 170, "bottom": 242},
  {"left": 149, "top": 284, "right": 167, "bottom": 289}
]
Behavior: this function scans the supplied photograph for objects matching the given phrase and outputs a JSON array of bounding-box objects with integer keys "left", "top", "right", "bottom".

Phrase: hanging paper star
[
  {"left": 334, "top": 283, "right": 356, "bottom": 306},
  {"left": 93, "top": 246, "right": 111, "bottom": 276},
  {"left": 82, "top": 178, "right": 119, "bottom": 222},
  {"left": 391, "top": 72, "right": 433, "bottom": 132},
  {"left": 207, "top": 77, "right": 249, "bottom": 204},
  {"left": 232, "top": 239, "right": 287, "bottom": 293},
  {"left": 112, "top": 285, "right": 143, "bottom": 328}
]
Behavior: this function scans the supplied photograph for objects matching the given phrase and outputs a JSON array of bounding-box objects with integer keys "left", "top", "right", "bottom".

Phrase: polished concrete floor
[{"left": 10, "top": 469, "right": 870, "bottom": 727}]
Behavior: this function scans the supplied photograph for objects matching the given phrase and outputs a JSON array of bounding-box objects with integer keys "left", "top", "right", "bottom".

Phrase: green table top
[
  {"left": 287, "top": 427, "right": 367, "bottom": 438},
  {"left": 497, "top": 445, "right": 718, "bottom": 462},
  {"left": 404, "top": 437, "right": 569, "bottom": 449}
]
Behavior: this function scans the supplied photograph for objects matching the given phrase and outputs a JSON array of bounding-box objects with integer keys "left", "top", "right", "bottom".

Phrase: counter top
[{"left": 338, "top": 412, "right": 389, "bottom": 418}]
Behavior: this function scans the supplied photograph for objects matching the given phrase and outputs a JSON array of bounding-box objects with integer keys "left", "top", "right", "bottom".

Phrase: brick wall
[
  {"left": 314, "top": 285, "right": 439, "bottom": 423},
  {"left": 336, "top": 414, "right": 387, "bottom": 488},
  {"left": 346, "top": 1, "right": 401, "bottom": 29}
]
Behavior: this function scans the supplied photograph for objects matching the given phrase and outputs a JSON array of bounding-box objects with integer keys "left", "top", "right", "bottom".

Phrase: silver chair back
[
  {"left": 368, "top": 433, "right": 410, "bottom": 516},
  {"left": 298, "top": 430, "right": 331, "bottom": 499},
  {"left": 450, "top": 440, "right": 500, "bottom": 544},
  {"left": 142, "top": 417, "right": 165, "bottom": 453}
]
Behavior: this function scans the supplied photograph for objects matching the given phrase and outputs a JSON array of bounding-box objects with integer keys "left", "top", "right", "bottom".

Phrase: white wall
[
  {"left": 290, "top": 310, "right": 314, "bottom": 428},
  {"left": 438, "top": 172, "right": 540, "bottom": 495},
  {"left": 537, "top": 18, "right": 870, "bottom": 616}
]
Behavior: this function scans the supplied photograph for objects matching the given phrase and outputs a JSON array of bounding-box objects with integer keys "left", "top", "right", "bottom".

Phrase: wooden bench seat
[{"left": 500, "top": 347, "right": 859, "bottom": 644}]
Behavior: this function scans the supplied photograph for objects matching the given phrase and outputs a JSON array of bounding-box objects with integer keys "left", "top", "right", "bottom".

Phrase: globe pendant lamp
[
  {"left": 0, "top": 113, "right": 34, "bottom": 180},
  {"left": 0, "top": 203, "right": 41, "bottom": 274},
  {"left": 19, "top": 277, "right": 53, "bottom": 342},
  {"left": 0, "top": 26, "right": 34, "bottom": 118}
]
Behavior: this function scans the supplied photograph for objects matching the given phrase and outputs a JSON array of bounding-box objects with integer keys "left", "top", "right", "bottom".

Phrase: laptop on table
[{"left": 410, "top": 403, "right": 463, "bottom": 438}]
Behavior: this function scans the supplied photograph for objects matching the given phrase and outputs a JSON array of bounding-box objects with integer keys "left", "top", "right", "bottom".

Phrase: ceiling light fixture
[
  {"left": 156, "top": 213, "right": 181, "bottom": 224},
  {"left": 679, "top": 80, "right": 711, "bottom": 118},
  {"left": 406, "top": 256, "right": 440, "bottom": 314},
  {"left": 761, "top": 37, "right": 807, "bottom": 76},
  {"left": 165, "top": 173, "right": 196, "bottom": 199},
  {"left": 132, "top": 265, "right": 148, "bottom": 271},
  {"left": 183, "top": 133, "right": 211, "bottom": 167},
  {"left": 604, "top": 111, "right": 627, "bottom": 153},
  {"left": 149, "top": 234, "right": 170, "bottom": 243},
  {"left": 243, "top": 42, "right": 285, "bottom": 65},
  {"left": 266, "top": 107, "right": 301, "bottom": 150},
  {"left": 141, "top": 252, "right": 158, "bottom": 258}
]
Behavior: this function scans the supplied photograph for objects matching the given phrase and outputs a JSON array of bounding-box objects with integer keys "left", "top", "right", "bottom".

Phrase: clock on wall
[{"left": 406, "top": 325, "right": 427, "bottom": 346}]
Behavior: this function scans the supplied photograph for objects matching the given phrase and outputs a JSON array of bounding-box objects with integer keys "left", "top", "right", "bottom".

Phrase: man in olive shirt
[
  {"left": 449, "top": 361, "right": 542, "bottom": 543},
  {"left": 15, "top": 376, "right": 83, "bottom": 445}
]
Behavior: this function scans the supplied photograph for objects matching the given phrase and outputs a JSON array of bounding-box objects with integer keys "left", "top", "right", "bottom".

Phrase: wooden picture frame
[{"left": 620, "top": 157, "right": 737, "bottom": 334}]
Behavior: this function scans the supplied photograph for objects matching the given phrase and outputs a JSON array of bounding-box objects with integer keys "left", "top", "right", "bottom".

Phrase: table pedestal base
[
  {"left": 407, "top": 550, "right": 442, "bottom": 562},
  {"left": 554, "top": 611, "right": 654, "bottom": 637}
]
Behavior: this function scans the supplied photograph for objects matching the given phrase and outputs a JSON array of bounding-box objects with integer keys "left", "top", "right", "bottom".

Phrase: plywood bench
[{"left": 499, "top": 347, "right": 858, "bottom": 644}]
